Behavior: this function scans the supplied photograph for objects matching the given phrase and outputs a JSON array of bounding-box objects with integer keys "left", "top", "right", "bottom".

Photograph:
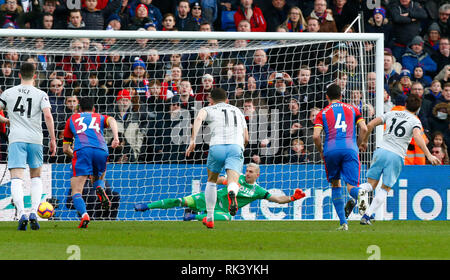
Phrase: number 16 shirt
[{"left": 63, "top": 112, "right": 109, "bottom": 152}]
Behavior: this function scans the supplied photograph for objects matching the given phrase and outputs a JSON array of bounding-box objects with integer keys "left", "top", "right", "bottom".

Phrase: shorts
[
  {"left": 7, "top": 142, "right": 43, "bottom": 169},
  {"left": 323, "top": 148, "right": 360, "bottom": 186},
  {"left": 367, "top": 148, "right": 404, "bottom": 188},
  {"left": 207, "top": 144, "right": 244, "bottom": 174},
  {"left": 72, "top": 147, "right": 108, "bottom": 177},
  {"left": 185, "top": 193, "right": 228, "bottom": 213}
]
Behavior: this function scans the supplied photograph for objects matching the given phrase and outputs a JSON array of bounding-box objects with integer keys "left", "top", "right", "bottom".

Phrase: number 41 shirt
[
  {"left": 63, "top": 112, "right": 109, "bottom": 152},
  {"left": 0, "top": 84, "right": 51, "bottom": 145},
  {"left": 314, "top": 101, "right": 364, "bottom": 154}
]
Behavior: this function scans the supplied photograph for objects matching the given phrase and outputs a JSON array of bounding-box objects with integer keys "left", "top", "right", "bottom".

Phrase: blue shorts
[
  {"left": 8, "top": 142, "right": 43, "bottom": 169},
  {"left": 324, "top": 149, "right": 360, "bottom": 186},
  {"left": 207, "top": 144, "right": 244, "bottom": 174},
  {"left": 367, "top": 148, "right": 404, "bottom": 188},
  {"left": 72, "top": 147, "right": 108, "bottom": 177}
]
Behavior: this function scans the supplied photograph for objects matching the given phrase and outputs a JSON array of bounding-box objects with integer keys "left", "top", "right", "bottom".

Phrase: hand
[
  {"left": 290, "top": 188, "right": 306, "bottom": 201},
  {"left": 185, "top": 140, "right": 195, "bottom": 157},
  {"left": 427, "top": 155, "right": 441, "bottom": 165},
  {"left": 111, "top": 138, "right": 120, "bottom": 148},
  {"left": 359, "top": 142, "right": 368, "bottom": 152},
  {"left": 245, "top": 8, "right": 253, "bottom": 20},
  {"left": 49, "top": 139, "right": 57, "bottom": 157}
]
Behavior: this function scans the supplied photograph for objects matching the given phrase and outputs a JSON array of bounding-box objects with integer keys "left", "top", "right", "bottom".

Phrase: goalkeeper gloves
[{"left": 290, "top": 188, "right": 306, "bottom": 201}]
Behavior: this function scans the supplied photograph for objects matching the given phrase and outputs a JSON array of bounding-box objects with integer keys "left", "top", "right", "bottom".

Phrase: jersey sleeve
[
  {"left": 313, "top": 110, "right": 324, "bottom": 128},
  {"left": 0, "top": 94, "right": 6, "bottom": 110},
  {"left": 63, "top": 117, "right": 74, "bottom": 144},
  {"left": 353, "top": 106, "right": 364, "bottom": 124},
  {"left": 254, "top": 185, "right": 271, "bottom": 200},
  {"left": 40, "top": 93, "right": 51, "bottom": 110},
  {"left": 103, "top": 115, "right": 111, "bottom": 128}
]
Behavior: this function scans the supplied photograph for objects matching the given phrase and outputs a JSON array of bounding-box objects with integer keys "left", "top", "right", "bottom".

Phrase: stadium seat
[{"left": 221, "top": 10, "right": 236, "bottom": 31}]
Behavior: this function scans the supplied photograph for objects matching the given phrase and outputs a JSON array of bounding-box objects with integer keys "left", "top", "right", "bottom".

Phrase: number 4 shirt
[
  {"left": 314, "top": 101, "right": 364, "bottom": 154},
  {"left": 63, "top": 112, "right": 110, "bottom": 152},
  {"left": 0, "top": 85, "right": 51, "bottom": 145}
]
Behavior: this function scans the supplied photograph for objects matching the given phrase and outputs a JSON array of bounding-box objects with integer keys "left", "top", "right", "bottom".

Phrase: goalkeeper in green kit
[{"left": 134, "top": 163, "right": 306, "bottom": 221}]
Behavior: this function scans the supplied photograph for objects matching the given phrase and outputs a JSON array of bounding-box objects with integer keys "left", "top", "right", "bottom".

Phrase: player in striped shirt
[
  {"left": 186, "top": 88, "right": 249, "bottom": 229},
  {"left": 313, "top": 84, "right": 368, "bottom": 230},
  {"left": 63, "top": 97, "right": 119, "bottom": 228}
]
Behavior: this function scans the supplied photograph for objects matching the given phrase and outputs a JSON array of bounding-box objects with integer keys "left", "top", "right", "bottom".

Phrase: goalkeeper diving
[{"left": 134, "top": 163, "right": 306, "bottom": 221}]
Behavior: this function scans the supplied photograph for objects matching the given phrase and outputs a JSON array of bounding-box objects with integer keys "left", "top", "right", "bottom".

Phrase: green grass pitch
[{"left": 0, "top": 220, "right": 449, "bottom": 260}]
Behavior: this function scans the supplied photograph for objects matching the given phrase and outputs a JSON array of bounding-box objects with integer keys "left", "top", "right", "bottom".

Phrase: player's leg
[
  {"left": 224, "top": 144, "right": 244, "bottom": 216},
  {"left": 71, "top": 175, "right": 90, "bottom": 228},
  {"left": 324, "top": 151, "right": 348, "bottom": 229},
  {"left": 70, "top": 148, "right": 92, "bottom": 228},
  {"left": 196, "top": 211, "right": 232, "bottom": 222},
  {"left": 8, "top": 143, "right": 29, "bottom": 230},
  {"left": 361, "top": 149, "right": 403, "bottom": 225},
  {"left": 204, "top": 145, "right": 225, "bottom": 226},
  {"left": 92, "top": 149, "right": 111, "bottom": 210},
  {"left": 341, "top": 150, "right": 366, "bottom": 216},
  {"left": 28, "top": 143, "right": 44, "bottom": 230}
]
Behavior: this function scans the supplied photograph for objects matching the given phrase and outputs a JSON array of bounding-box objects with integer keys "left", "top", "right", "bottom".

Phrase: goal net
[{"left": 0, "top": 29, "right": 383, "bottom": 222}]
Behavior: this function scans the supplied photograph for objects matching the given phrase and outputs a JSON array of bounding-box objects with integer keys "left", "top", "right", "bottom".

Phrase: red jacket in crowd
[{"left": 234, "top": 5, "right": 267, "bottom": 32}]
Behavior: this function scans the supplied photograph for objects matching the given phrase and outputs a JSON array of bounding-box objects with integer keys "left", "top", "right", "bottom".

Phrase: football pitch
[{"left": 0, "top": 220, "right": 449, "bottom": 260}]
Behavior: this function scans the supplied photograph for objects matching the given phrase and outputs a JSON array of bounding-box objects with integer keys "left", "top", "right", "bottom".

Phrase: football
[{"left": 37, "top": 202, "right": 54, "bottom": 219}]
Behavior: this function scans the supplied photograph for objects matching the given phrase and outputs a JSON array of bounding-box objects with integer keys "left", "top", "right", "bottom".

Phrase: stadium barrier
[{"left": 0, "top": 164, "right": 448, "bottom": 221}]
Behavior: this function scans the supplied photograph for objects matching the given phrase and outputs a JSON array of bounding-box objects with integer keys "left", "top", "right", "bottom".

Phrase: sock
[
  {"left": 11, "top": 178, "right": 25, "bottom": 218},
  {"left": 148, "top": 198, "right": 182, "bottom": 209},
  {"left": 332, "top": 187, "right": 347, "bottom": 225},
  {"left": 72, "top": 193, "right": 87, "bottom": 217},
  {"left": 360, "top": 182, "right": 374, "bottom": 193},
  {"left": 30, "top": 177, "right": 43, "bottom": 215},
  {"left": 196, "top": 212, "right": 231, "bottom": 221},
  {"left": 205, "top": 182, "right": 217, "bottom": 221},
  {"left": 93, "top": 180, "right": 105, "bottom": 189},
  {"left": 227, "top": 182, "right": 240, "bottom": 195},
  {"left": 349, "top": 187, "right": 360, "bottom": 201},
  {"left": 365, "top": 188, "right": 388, "bottom": 217}
]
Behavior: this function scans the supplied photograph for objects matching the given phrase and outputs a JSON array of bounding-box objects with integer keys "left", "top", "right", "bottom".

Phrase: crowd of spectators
[{"left": 0, "top": 0, "right": 447, "bottom": 166}]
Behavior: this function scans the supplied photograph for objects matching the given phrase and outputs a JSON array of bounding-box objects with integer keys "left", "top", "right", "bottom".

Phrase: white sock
[
  {"left": 227, "top": 182, "right": 240, "bottom": 195},
  {"left": 30, "top": 177, "right": 43, "bottom": 215},
  {"left": 205, "top": 182, "right": 217, "bottom": 221},
  {"left": 365, "top": 188, "right": 388, "bottom": 217},
  {"left": 360, "top": 182, "right": 374, "bottom": 193},
  {"left": 11, "top": 178, "right": 25, "bottom": 218}
]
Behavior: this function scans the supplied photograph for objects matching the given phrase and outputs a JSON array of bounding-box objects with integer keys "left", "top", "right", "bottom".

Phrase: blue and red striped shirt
[
  {"left": 63, "top": 112, "right": 110, "bottom": 152},
  {"left": 314, "top": 101, "right": 363, "bottom": 154}
]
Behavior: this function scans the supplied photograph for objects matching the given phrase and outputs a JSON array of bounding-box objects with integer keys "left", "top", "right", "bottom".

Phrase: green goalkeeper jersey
[{"left": 191, "top": 175, "right": 271, "bottom": 213}]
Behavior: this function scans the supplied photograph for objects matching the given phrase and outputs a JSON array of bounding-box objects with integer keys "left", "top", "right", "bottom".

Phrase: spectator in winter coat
[
  {"left": 389, "top": 0, "right": 428, "bottom": 61},
  {"left": 234, "top": 0, "right": 267, "bottom": 32},
  {"left": 401, "top": 36, "right": 437, "bottom": 84}
]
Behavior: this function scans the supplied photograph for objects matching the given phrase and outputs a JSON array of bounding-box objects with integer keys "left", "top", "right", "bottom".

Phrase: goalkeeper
[{"left": 134, "top": 163, "right": 306, "bottom": 221}]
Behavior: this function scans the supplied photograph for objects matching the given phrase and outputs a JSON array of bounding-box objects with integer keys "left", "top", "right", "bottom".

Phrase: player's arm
[
  {"left": 243, "top": 127, "right": 249, "bottom": 147},
  {"left": 268, "top": 188, "right": 306, "bottom": 204},
  {"left": 412, "top": 127, "right": 440, "bottom": 165},
  {"left": 0, "top": 113, "right": 8, "bottom": 125},
  {"left": 43, "top": 107, "right": 56, "bottom": 156},
  {"left": 106, "top": 116, "right": 120, "bottom": 148},
  {"left": 186, "top": 108, "right": 207, "bottom": 157},
  {"left": 312, "top": 126, "right": 323, "bottom": 157},
  {"left": 356, "top": 118, "right": 368, "bottom": 148},
  {"left": 62, "top": 118, "right": 74, "bottom": 158},
  {"left": 363, "top": 116, "right": 383, "bottom": 144}
]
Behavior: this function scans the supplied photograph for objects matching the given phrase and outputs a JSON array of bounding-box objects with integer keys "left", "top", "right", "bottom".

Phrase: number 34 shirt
[
  {"left": 63, "top": 112, "right": 110, "bottom": 152},
  {"left": 0, "top": 84, "right": 51, "bottom": 145}
]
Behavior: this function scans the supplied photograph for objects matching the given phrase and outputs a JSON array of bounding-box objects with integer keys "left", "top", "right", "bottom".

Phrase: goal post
[{"left": 0, "top": 29, "right": 384, "bottom": 221}]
